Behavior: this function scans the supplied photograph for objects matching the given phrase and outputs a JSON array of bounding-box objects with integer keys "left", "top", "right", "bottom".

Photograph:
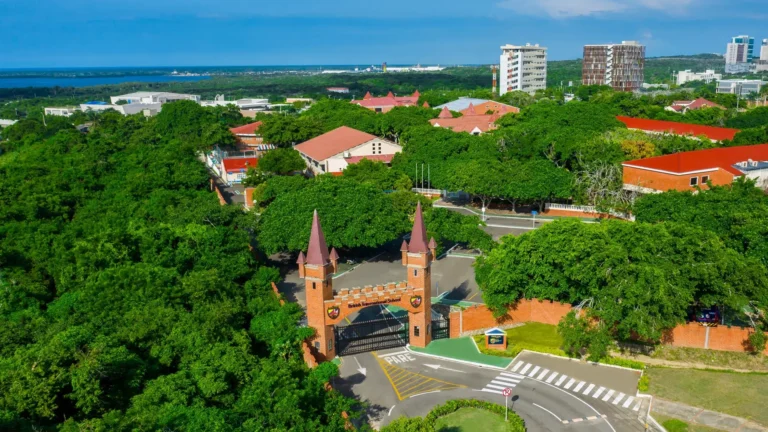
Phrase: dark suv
[{"left": 691, "top": 307, "right": 720, "bottom": 325}]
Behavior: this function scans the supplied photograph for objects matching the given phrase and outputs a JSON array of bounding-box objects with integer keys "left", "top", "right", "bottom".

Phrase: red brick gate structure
[{"left": 298, "top": 203, "right": 436, "bottom": 361}]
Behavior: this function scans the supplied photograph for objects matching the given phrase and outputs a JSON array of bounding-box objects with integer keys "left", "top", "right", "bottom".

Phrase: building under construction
[{"left": 582, "top": 41, "right": 645, "bottom": 92}]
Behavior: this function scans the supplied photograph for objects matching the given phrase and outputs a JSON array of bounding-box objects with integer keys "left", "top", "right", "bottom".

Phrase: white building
[
  {"left": 0, "top": 119, "right": 17, "bottom": 128},
  {"left": 499, "top": 43, "right": 547, "bottom": 95},
  {"left": 757, "top": 39, "right": 768, "bottom": 72},
  {"left": 44, "top": 107, "right": 79, "bottom": 117},
  {"left": 676, "top": 69, "right": 722, "bottom": 86},
  {"left": 200, "top": 95, "right": 269, "bottom": 110},
  {"left": 726, "top": 39, "right": 751, "bottom": 74},
  {"left": 80, "top": 102, "right": 161, "bottom": 117},
  {"left": 294, "top": 126, "right": 401, "bottom": 175},
  {"left": 110, "top": 92, "right": 200, "bottom": 105},
  {"left": 717, "top": 79, "right": 766, "bottom": 97}
]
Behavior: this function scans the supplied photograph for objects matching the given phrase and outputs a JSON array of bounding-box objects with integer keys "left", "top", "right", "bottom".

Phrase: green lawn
[
  {"left": 651, "top": 413, "right": 726, "bottom": 432},
  {"left": 434, "top": 407, "right": 509, "bottom": 432},
  {"left": 411, "top": 337, "right": 513, "bottom": 368},
  {"left": 473, "top": 323, "right": 565, "bottom": 358},
  {"left": 651, "top": 346, "right": 768, "bottom": 372},
  {"left": 647, "top": 367, "right": 768, "bottom": 426}
]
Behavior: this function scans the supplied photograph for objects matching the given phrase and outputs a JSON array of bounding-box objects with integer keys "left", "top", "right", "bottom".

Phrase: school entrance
[{"left": 334, "top": 315, "right": 410, "bottom": 356}]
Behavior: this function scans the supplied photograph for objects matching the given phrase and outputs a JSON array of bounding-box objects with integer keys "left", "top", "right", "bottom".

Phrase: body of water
[{"left": 0, "top": 75, "right": 210, "bottom": 89}]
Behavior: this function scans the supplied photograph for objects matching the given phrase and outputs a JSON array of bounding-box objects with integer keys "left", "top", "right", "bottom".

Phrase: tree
[
  {"left": 259, "top": 114, "right": 323, "bottom": 147},
  {"left": 343, "top": 158, "right": 411, "bottom": 191},
  {"left": 253, "top": 175, "right": 310, "bottom": 208},
  {"left": 257, "top": 178, "right": 411, "bottom": 254},
  {"left": 257, "top": 148, "right": 306, "bottom": 175},
  {"left": 748, "top": 328, "right": 766, "bottom": 354},
  {"left": 557, "top": 311, "right": 591, "bottom": 357}
]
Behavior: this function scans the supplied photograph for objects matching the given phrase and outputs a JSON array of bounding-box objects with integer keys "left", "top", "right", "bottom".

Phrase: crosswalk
[
  {"left": 501, "top": 360, "right": 644, "bottom": 412},
  {"left": 479, "top": 371, "right": 526, "bottom": 395}
]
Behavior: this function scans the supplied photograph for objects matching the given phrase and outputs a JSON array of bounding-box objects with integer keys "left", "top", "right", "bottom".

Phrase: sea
[{"left": 0, "top": 75, "right": 210, "bottom": 89}]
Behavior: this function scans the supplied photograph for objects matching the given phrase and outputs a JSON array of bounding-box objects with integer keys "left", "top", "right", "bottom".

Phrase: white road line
[
  {"left": 528, "top": 366, "right": 541, "bottom": 377},
  {"left": 602, "top": 390, "right": 615, "bottom": 401},
  {"left": 389, "top": 405, "right": 396, "bottom": 416},
  {"left": 529, "top": 376, "right": 618, "bottom": 432},
  {"left": 485, "top": 384, "right": 507, "bottom": 390},
  {"left": 378, "top": 350, "right": 409, "bottom": 357},
  {"left": 622, "top": 396, "right": 635, "bottom": 408},
  {"left": 493, "top": 377, "right": 521, "bottom": 385},
  {"left": 633, "top": 401, "right": 642, "bottom": 412},
  {"left": 546, "top": 372, "right": 559, "bottom": 383},
  {"left": 537, "top": 369, "right": 550, "bottom": 380},
  {"left": 586, "top": 416, "right": 598, "bottom": 421},
  {"left": 573, "top": 381, "right": 586, "bottom": 392},
  {"left": 500, "top": 372, "right": 525, "bottom": 379},
  {"left": 613, "top": 393, "right": 625, "bottom": 405},
  {"left": 480, "top": 388, "right": 501, "bottom": 394},
  {"left": 533, "top": 403, "right": 563, "bottom": 422},
  {"left": 519, "top": 363, "right": 532, "bottom": 375},
  {"left": 564, "top": 378, "right": 576, "bottom": 389},
  {"left": 511, "top": 361, "right": 524, "bottom": 372},
  {"left": 555, "top": 375, "right": 567, "bottom": 386},
  {"left": 409, "top": 390, "right": 442, "bottom": 398},
  {"left": 491, "top": 380, "right": 517, "bottom": 388},
  {"left": 593, "top": 387, "right": 606, "bottom": 398},
  {"left": 582, "top": 384, "right": 595, "bottom": 395}
]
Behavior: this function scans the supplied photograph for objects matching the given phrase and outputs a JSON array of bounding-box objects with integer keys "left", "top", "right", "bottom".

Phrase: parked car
[{"left": 691, "top": 306, "right": 720, "bottom": 325}]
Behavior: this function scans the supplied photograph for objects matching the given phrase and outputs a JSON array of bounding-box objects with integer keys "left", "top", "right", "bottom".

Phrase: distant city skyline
[{"left": 1, "top": 0, "right": 766, "bottom": 68}]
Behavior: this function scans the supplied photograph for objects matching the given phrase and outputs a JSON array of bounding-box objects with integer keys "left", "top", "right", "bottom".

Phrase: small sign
[
  {"left": 531, "top": 210, "right": 538, "bottom": 216},
  {"left": 409, "top": 295, "right": 422, "bottom": 308},
  {"left": 488, "top": 335, "right": 505, "bottom": 345},
  {"left": 327, "top": 306, "right": 340, "bottom": 319},
  {"left": 502, "top": 388, "right": 512, "bottom": 397}
]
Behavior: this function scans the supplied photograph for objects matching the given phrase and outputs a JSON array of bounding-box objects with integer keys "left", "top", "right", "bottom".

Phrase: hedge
[{"left": 382, "top": 399, "right": 526, "bottom": 432}]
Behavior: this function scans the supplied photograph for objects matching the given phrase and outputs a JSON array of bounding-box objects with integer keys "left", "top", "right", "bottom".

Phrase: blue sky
[{"left": 1, "top": 0, "right": 766, "bottom": 68}]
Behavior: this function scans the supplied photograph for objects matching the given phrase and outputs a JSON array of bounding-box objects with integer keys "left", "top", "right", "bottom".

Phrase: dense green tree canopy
[{"left": 256, "top": 148, "right": 306, "bottom": 175}]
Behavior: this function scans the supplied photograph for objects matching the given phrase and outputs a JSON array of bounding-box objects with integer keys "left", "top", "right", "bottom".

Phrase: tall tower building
[
  {"left": 756, "top": 39, "right": 768, "bottom": 72},
  {"left": 582, "top": 41, "right": 645, "bottom": 92},
  {"left": 499, "top": 43, "right": 547, "bottom": 95},
  {"left": 400, "top": 202, "right": 435, "bottom": 348}
]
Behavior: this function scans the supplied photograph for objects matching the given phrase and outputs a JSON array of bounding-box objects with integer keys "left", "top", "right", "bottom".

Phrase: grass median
[
  {"left": 434, "top": 407, "right": 509, "bottom": 431},
  {"left": 647, "top": 367, "right": 768, "bottom": 427}
]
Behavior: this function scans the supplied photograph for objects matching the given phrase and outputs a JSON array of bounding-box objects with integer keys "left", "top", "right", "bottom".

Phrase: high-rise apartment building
[
  {"left": 726, "top": 35, "right": 756, "bottom": 73},
  {"left": 499, "top": 43, "right": 547, "bottom": 95},
  {"left": 582, "top": 41, "right": 645, "bottom": 92},
  {"left": 757, "top": 39, "right": 768, "bottom": 72}
]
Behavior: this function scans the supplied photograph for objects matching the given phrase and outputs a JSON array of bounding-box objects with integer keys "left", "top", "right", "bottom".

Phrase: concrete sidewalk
[{"left": 653, "top": 398, "right": 768, "bottom": 432}]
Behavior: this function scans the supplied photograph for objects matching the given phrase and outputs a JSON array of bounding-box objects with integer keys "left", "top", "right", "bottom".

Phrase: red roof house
[
  {"left": 294, "top": 126, "right": 402, "bottom": 175},
  {"left": 622, "top": 144, "right": 768, "bottom": 193},
  {"left": 230, "top": 121, "right": 264, "bottom": 148},
  {"left": 221, "top": 157, "right": 258, "bottom": 185},
  {"left": 351, "top": 90, "right": 420, "bottom": 113},
  {"left": 617, "top": 116, "right": 740, "bottom": 142},
  {"left": 429, "top": 113, "right": 501, "bottom": 135},
  {"left": 665, "top": 98, "right": 724, "bottom": 114}
]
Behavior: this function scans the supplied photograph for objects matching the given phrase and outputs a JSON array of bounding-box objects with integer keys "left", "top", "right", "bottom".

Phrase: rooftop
[
  {"left": 623, "top": 143, "right": 768, "bottom": 176},
  {"left": 222, "top": 157, "right": 258, "bottom": 173},
  {"left": 294, "top": 126, "right": 382, "bottom": 161},
  {"left": 429, "top": 114, "right": 499, "bottom": 134},
  {"left": 230, "top": 121, "right": 262, "bottom": 135},
  {"left": 435, "top": 97, "right": 493, "bottom": 112},
  {"left": 617, "top": 116, "right": 740, "bottom": 142}
]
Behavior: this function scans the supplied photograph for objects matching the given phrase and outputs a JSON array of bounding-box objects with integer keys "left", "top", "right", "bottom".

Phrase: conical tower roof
[
  {"left": 465, "top": 103, "right": 477, "bottom": 116},
  {"left": 407, "top": 202, "right": 429, "bottom": 254},
  {"left": 438, "top": 106, "right": 453, "bottom": 119},
  {"left": 306, "top": 210, "right": 330, "bottom": 265},
  {"left": 363, "top": 91, "right": 372, "bottom": 100}
]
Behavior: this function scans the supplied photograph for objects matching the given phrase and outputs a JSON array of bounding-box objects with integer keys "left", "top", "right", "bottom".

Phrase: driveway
[{"left": 334, "top": 347, "right": 650, "bottom": 431}]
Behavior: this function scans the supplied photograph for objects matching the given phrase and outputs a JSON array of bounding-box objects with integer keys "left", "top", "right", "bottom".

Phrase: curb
[
  {"left": 405, "top": 344, "right": 511, "bottom": 371},
  {"left": 519, "top": 349, "right": 645, "bottom": 374}
]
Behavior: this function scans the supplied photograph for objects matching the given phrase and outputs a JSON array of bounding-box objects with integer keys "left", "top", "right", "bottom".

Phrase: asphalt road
[{"left": 335, "top": 347, "right": 650, "bottom": 432}]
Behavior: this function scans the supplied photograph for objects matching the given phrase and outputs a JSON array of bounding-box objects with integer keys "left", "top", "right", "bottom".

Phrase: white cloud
[{"left": 496, "top": 0, "right": 694, "bottom": 18}]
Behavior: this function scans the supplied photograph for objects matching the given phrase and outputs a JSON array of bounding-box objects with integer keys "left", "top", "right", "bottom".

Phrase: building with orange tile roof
[
  {"left": 616, "top": 116, "right": 740, "bottom": 142},
  {"left": 351, "top": 90, "right": 420, "bottom": 113},
  {"left": 294, "top": 126, "right": 402, "bottom": 175},
  {"left": 429, "top": 113, "right": 500, "bottom": 135},
  {"left": 461, "top": 101, "right": 519, "bottom": 116},
  {"left": 623, "top": 143, "right": 768, "bottom": 193},
  {"left": 664, "top": 98, "right": 724, "bottom": 114}
]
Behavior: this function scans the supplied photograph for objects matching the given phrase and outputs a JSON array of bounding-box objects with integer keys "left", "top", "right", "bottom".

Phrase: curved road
[{"left": 334, "top": 347, "right": 649, "bottom": 431}]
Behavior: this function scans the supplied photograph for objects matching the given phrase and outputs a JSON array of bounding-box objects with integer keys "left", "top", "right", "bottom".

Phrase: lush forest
[{"left": 0, "top": 105, "right": 358, "bottom": 431}]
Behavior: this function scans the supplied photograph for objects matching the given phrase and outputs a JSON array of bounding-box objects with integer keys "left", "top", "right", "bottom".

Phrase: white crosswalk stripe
[
  {"left": 492, "top": 378, "right": 519, "bottom": 386},
  {"left": 633, "top": 401, "right": 642, "bottom": 412},
  {"left": 582, "top": 384, "right": 595, "bottom": 395},
  {"left": 481, "top": 388, "right": 501, "bottom": 394},
  {"left": 511, "top": 361, "right": 524, "bottom": 372},
  {"left": 592, "top": 387, "right": 606, "bottom": 398},
  {"left": 486, "top": 384, "right": 507, "bottom": 390},
  {"left": 602, "top": 390, "right": 615, "bottom": 401},
  {"left": 622, "top": 396, "right": 635, "bottom": 408},
  {"left": 537, "top": 369, "right": 550, "bottom": 380},
  {"left": 573, "top": 381, "right": 586, "bottom": 392},
  {"left": 546, "top": 372, "right": 558, "bottom": 383},
  {"left": 613, "top": 393, "right": 625, "bottom": 405},
  {"left": 500, "top": 372, "right": 525, "bottom": 380},
  {"left": 519, "top": 363, "right": 532, "bottom": 375},
  {"left": 480, "top": 372, "right": 525, "bottom": 395},
  {"left": 555, "top": 375, "right": 567, "bottom": 386},
  {"left": 528, "top": 366, "right": 541, "bottom": 377},
  {"left": 564, "top": 378, "right": 576, "bottom": 389}
]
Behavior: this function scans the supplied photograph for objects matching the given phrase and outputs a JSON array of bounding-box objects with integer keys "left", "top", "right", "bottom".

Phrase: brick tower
[
  {"left": 298, "top": 210, "right": 339, "bottom": 361},
  {"left": 402, "top": 202, "right": 436, "bottom": 348}
]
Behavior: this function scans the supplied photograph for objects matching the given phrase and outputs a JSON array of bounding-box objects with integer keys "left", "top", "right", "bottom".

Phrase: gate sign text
[{"left": 348, "top": 297, "right": 402, "bottom": 309}]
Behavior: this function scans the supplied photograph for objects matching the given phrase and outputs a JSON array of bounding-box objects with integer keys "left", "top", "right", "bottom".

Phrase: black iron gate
[
  {"left": 431, "top": 316, "right": 450, "bottom": 341},
  {"left": 334, "top": 316, "right": 409, "bottom": 356}
]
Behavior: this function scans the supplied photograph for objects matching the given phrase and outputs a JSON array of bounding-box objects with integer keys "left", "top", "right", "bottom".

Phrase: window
[
  {"left": 690, "top": 177, "right": 698, "bottom": 187},
  {"left": 414, "top": 326, "right": 420, "bottom": 337},
  {"left": 427, "top": 324, "right": 431, "bottom": 335},
  {"left": 312, "top": 282, "right": 316, "bottom": 290},
  {"left": 413, "top": 269, "right": 418, "bottom": 277},
  {"left": 328, "top": 339, "right": 333, "bottom": 351},
  {"left": 375, "top": 108, "right": 382, "bottom": 113},
  {"left": 701, "top": 175, "right": 710, "bottom": 184}
]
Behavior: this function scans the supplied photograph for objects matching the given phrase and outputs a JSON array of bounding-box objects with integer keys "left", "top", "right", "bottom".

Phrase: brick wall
[
  {"left": 449, "top": 299, "right": 572, "bottom": 336},
  {"left": 623, "top": 166, "right": 734, "bottom": 192},
  {"left": 665, "top": 323, "right": 768, "bottom": 355}
]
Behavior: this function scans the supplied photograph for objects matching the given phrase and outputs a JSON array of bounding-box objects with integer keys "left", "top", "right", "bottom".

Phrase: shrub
[
  {"left": 662, "top": 418, "right": 689, "bottom": 432},
  {"left": 638, "top": 375, "right": 650, "bottom": 392},
  {"left": 600, "top": 356, "right": 646, "bottom": 370},
  {"left": 749, "top": 329, "right": 767, "bottom": 355}
]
